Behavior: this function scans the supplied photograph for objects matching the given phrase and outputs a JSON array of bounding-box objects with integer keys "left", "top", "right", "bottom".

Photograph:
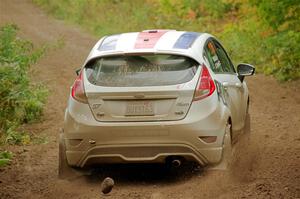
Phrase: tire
[
  {"left": 209, "top": 121, "right": 232, "bottom": 170},
  {"left": 222, "top": 122, "right": 233, "bottom": 168},
  {"left": 244, "top": 99, "right": 251, "bottom": 134}
]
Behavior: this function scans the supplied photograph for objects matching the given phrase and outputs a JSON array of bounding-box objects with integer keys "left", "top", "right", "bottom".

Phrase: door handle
[
  {"left": 222, "top": 82, "right": 229, "bottom": 90},
  {"left": 222, "top": 82, "right": 229, "bottom": 87},
  {"left": 235, "top": 82, "right": 242, "bottom": 88}
]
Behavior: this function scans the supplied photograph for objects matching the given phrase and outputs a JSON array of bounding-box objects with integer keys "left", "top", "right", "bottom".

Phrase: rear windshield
[{"left": 85, "top": 54, "right": 198, "bottom": 87}]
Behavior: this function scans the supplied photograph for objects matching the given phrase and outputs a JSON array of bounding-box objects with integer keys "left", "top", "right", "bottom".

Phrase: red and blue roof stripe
[
  {"left": 98, "top": 34, "right": 120, "bottom": 51},
  {"left": 134, "top": 30, "right": 168, "bottom": 49},
  {"left": 173, "top": 32, "right": 200, "bottom": 49},
  {"left": 98, "top": 31, "right": 201, "bottom": 51}
]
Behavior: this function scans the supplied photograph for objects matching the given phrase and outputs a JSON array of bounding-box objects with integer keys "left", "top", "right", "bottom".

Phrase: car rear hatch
[{"left": 84, "top": 54, "right": 200, "bottom": 122}]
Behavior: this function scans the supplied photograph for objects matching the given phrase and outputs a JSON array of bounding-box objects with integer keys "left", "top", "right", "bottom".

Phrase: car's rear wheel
[
  {"left": 244, "top": 98, "right": 251, "bottom": 134},
  {"left": 209, "top": 121, "right": 232, "bottom": 170},
  {"left": 222, "top": 121, "right": 233, "bottom": 167}
]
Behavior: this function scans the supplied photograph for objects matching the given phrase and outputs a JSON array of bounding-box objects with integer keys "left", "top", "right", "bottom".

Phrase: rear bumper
[
  {"left": 66, "top": 142, "right": 222, "bottom": 167},
  {"left": 63, "top": 95, "right": 230, "bottom": 167}
]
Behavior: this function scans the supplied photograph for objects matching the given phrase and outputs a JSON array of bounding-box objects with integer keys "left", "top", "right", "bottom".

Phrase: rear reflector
[
  {"left": 193, "top": 64, "right": 215, "bottom": 101},
  {"left": 199, "top": 136, "right": 217, "bottom": 143},
  {"left": 71, "top": 70, "right": 88, "bottom": 103}
]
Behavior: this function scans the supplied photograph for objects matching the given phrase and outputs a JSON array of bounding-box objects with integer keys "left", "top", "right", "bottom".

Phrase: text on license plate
[{"left": 125, "top": 101, "right": 154, "bottom": 116}]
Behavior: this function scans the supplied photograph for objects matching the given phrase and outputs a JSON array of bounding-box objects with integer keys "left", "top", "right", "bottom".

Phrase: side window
[
  {"left": 204, "top": 41, "right": 223, "bottom": 73},
  {"left": 213, "top": 41, "right": 235, "bottom": 73}
]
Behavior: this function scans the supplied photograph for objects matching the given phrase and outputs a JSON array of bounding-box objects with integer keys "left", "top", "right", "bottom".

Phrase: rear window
[{"left": 85, "top": 54, "right": 199, "bottom": 87}]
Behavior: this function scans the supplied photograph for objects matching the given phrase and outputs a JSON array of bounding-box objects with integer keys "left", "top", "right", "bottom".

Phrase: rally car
[{"left": 59, "top": 30, "right": 254, "bottom": 176}]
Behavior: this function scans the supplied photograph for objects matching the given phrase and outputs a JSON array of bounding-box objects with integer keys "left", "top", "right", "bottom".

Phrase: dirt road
[{"left": 0, "top": 0, "right": 299, "bottom": 198}]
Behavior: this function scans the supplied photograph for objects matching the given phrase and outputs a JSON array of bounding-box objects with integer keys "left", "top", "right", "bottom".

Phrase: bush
[
  {"left": 251, "top": 0, "right": 300, "bottom": 81},
  {"left": 0, "top": 24, "right": 48, "bottom": 144}
]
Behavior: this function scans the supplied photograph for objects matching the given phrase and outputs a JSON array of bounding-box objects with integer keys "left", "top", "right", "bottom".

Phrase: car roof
[{"left": 84, "top": 30, "right": 213, "bottom": 65}]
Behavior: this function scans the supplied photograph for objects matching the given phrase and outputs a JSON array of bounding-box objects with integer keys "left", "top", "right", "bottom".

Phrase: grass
[{"left": 0, "top": 150, "right": 13, "bottom": 167}]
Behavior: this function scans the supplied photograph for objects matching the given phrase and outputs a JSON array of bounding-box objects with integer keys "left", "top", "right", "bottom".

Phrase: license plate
[{"left": 125, "top": 101, "right": 154, "bottom": 116}]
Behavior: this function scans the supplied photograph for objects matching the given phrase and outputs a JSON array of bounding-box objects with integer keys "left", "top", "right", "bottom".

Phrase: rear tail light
[
  {"left": 193, "top": 64, "right": 215, "bottom": 101},
  {"left": 71, "top": 70, "right": 88, "bottom": 103}
]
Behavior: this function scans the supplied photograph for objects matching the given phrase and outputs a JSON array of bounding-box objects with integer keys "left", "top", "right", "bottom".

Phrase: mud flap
[
  {"left": 208, "top": 124, "right": 233, "bottom": 170},
  {"left": 58, "top": 132, "right": 91, "bottom": 180}
]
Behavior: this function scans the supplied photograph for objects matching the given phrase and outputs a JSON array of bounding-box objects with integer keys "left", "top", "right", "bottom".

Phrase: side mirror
[
  {"left": 75, "top": 68, "right": 81, "bottom": 76},
  {"left": 237, "top": 63, "right": 255, "bottom": 82}
]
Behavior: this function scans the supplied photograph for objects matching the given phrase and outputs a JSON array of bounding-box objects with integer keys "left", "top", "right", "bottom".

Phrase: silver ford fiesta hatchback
[{"left": 59, "top": 30, "right": 254, "bottom": 176}]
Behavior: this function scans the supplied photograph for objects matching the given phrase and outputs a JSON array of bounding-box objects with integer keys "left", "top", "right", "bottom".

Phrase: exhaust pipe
[{"left": 171, "top": 159, "right": 181, "bottom": 168}]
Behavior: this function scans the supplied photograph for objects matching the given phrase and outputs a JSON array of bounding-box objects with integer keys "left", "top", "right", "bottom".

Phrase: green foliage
[
  {"left": 32, "top": 0, "right": 299, "bottom": 81},
  {"left": 250, "top": 0, "right": 300, "bottom": 81},
  {"left": 0, "top": 24, "right": 48, "bottom": 144},
  {"left": 252, "top": 0, "right": 300, "bottom": 31},
  {"left": 263, "top": 30, "right": 300, "bottom": 81},
  {"left": 217, "top": 19, "right": 265, "bottom": 66},
  {"left": 0, "top": 150, "right": 13, "bottom": 167}
]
